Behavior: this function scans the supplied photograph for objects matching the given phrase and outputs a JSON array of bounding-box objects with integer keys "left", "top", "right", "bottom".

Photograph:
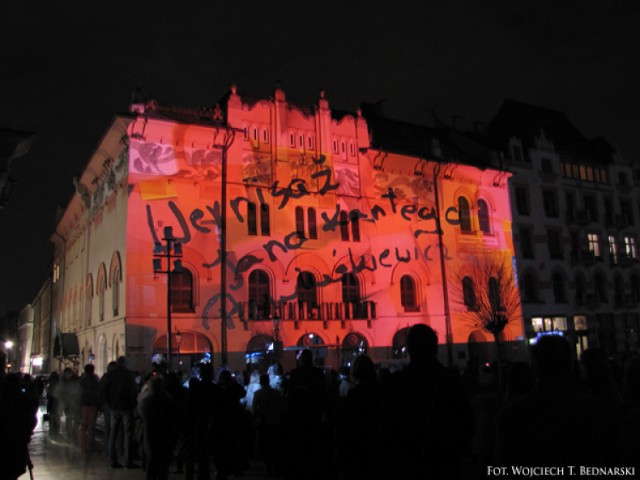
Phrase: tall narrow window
[
  {"left": 86, "top": 275, "right": 93, "bottom": 326},
  {"left": 98, "top": 275, "right": 106, "bottom": 322},
  {"left": 340, "top": 211, "right": 349, "bottom": 241},
  {"left": 458, "top": 197, "right": 472, "bottom": 233},
  {"left": 260, "top": 203, "right": 270, "bottom": 236},
  {"left": 400, "top": 275, "right": 418, "bottom": 312},
  {"left": 609, "top": 235, "right": 618, "bottom": 264},
  {"left": 350, "top": 211, "right": 360, "bottom": 242},
  {"left": 462, "top": 277, "right": 476, "bottom": 310},
  {"left": 295, "top": 207, "right": 305, "bottom": 239},
  {"left": 594, "top": 273, "right": 608, "bottom": 304},
  {"left": 247, "top": 202, "right": 257, "bottom": 235},
  {"left": 624, "top": 236, "right": 637, "bottom": 259},
  {"left": 297, "top": 271, "right": 318, "bottom": 319},
  {"left": 112, "top": 267, "right": 120, "bottom": 316},
  {"left": 478, "top": 199, "right": 490, "bottom": 234},
  {"left": 342, "top": 273, "right": 363, "bottom": 319},
  {"left": 587, "top": 233, "right": 601, "bottom": 258},
  {"left": 249, "top": 269, "right": 270, "bottom": 319},
  {"left": 307, "top": 208, "right": 317, "bottom": 239},
  {"left": 171, "top": 269, "right": 194, "bottom": 313}
]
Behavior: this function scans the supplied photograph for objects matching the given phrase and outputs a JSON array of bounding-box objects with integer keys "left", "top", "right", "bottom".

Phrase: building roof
[
  {"left": 359, "top": 103, "right": 495, "bottom": 168},
  {"left": 487, "top": 99, "right": 615, "bottom": 164}
]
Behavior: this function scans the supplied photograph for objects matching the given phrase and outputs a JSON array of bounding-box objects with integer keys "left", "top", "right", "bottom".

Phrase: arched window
[
  {"left": 307, "top": 208, "right": 317, "bottom": 239},
  {"left": 297, "top": 271, "right": 318, "bottom": 314},
  {"left": 462, "top": 276, "right": 476, "bottom": 310},
  {"left": 295, "top": 207, "right": 305, "bottom": 238},
  {"left": 98, "top": 274, "right": 106, "bottom": 322},
  {"left": 400, "top": 275, "right": 419, "bottom": 312},
  {"left": 112, "top": 267, "right": 121, "bottom": 316},
  {"left": 342, "top": 273, "right": 363, "bottom": 319},
  {"left": 488, "top": 277, "right": 501, "bottom": 310},
  {"left": 260, "top": 203, "right": 270, "bottom": 236},
  {"left": 478, "top": 199, "right": 491, "bottom": 234},
  {"left": 458, "top": 197, "right": 472, "bottom": 233},
  {"left": 340, "top": 210, "right": 349, "bottom": 241},
  {"left": 249, "top": 269, "right": 271, "bottom": 319},
  {"left": 350, "top": 211, "right": 360, "bottom": 242},
  {"left": 247, "top": 202, "right": 257, "bottom": 235},
  {"left": 85, "top": 275, "right": 93, "bottom": 326},
  {"left": 171, "top": 269, "right": 194, "bottom": 313},
  {"left": 552, "top": 272, "right": 566, "bottom": 303}
]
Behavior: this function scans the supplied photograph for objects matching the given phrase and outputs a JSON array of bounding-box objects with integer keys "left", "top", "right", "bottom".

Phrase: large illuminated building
[{"left": 46, "top": 86, "right": 524, "bottom": 374}]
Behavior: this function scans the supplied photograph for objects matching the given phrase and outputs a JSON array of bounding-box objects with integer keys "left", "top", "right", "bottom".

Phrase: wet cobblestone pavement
[{"left": 20, "top": 406, "right": 277, "bottom": 480}]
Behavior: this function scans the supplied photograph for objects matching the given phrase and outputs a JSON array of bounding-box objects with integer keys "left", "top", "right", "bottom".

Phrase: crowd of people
[{"left": 1, "top": 325, "right": 640, "bottom": 480}]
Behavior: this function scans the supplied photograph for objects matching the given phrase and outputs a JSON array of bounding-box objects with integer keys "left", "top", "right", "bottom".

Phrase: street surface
[{"left": 19, "top": 406, "right": 277, "bottom": 480}]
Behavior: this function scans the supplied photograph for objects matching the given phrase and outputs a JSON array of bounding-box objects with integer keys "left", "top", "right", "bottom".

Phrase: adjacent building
[{"left": 488, "top": 99, "right": 640, "bottom": 359}]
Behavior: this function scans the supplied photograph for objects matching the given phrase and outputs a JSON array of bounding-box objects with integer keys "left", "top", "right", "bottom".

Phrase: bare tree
[{"left": 452, "top": 250, "right": 522, "bottom": 387}]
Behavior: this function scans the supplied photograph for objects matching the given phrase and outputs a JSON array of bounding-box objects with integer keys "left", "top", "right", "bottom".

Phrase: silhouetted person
[
  {"left": 495, "top": 335, "right": 621, "bottom": 466},
  {"left": 252, "top": 373, "right": 284, "bottom": 475},
  {"left": 286, "top": 349, "right": 326, "bottom": 419},
  {"left": 58, "top": 367, "right": 81, "bottom": 443},
  {"left": 99, "top": 361, "right": 118, "bottom": 458},
  {"left": 383, "top": 324, "right": 474, "bottom": 478},
  {"left": 212, "top": 370, "right": 246, "bottom": 480},
  {"left": 337, "top": 354, "right": 382, "bottom": 480},
  {"left": 103, "top": 356, "right": 138, "bottom": 468},
  {"left": 621, "top": 355, "right": 640, "bottom": 470},
  {"left": 78, "top": 363, "right": 100, "bottom": 453},
  {"left": 139, "top": 376, "right": 178, "bottom": 480},
  {"left": 47, "top": 371, "right": 61, "bottom": 438},
  {"left": 579, "top": 347, "right": 625, "bottom": 421},
  {"left": 0, "top": 373, "right": 38, "bottom": 480}
]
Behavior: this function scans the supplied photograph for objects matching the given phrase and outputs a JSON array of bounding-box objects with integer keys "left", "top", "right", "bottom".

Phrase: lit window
[
  {"left": 574, "top": 316, "right": 588, "bottom": 331},
  {"left": 587, "top": 233, "right": 601, "bottom": 258},
  {"left": 609, "top": 235, "right": 618, "bottom": 264},
  {"left": 624, "top": 236, "right": 637, "bottom": 259},
  {"left": 400, "top": 275, "right": 419, "bottom": 312}
]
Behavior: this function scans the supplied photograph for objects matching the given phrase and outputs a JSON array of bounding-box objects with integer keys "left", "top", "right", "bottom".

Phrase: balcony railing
[{"left": 239, "top": 300, "right": 377, "bottom": 322}]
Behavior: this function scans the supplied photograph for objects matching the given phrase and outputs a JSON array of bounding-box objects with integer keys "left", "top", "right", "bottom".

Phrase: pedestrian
[
  {"left": 139, "top": 376, "right": 177, "bottom": 480},
  {"left": 78, "top": 363, "right": 101, "bottom": 454},
  {"left": 102, "top": 356, "right": 139, "bottom": 469}
]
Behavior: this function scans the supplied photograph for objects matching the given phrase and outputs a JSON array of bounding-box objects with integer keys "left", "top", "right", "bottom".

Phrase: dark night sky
[{"left": 1, "top": 0, "right": 639, "bottom": 313}]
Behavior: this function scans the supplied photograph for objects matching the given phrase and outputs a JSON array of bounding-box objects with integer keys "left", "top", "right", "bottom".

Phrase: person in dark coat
[
  {"left": 383, "top": 324, "right": 475, "bottom": 478},
  {"left": 495, "top": 335, "right": 621, "bottom": 467},
  {"left": 139, "top": 376, "right": 177, "bottom": 480},
  {"left": 102, "top": 356, "right": 139, "bottom": 469},
  {"left": 0, "top": 373, "right": 38, "bottom": 480},
  {"left": 78, "top": 363, "right": 101, "bottom": 453},
  {"left": 252, "top": 373, "right": 284, "bottom": 475}
]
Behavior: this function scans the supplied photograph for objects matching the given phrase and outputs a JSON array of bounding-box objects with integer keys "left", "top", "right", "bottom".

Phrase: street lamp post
[
  {"left": 211, "top": 118, "right": 240, "bottom": 367},
  {"left": 153, "top": 226, "right": 183, "bottom": 370}
]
